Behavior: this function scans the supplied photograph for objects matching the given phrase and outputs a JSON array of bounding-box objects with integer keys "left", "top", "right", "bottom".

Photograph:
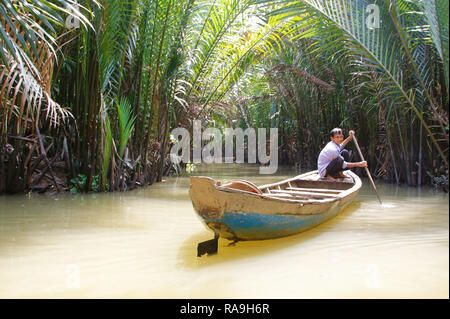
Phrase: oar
[{"left": 352, "top": 134, "right": 382, "bottom": 205}]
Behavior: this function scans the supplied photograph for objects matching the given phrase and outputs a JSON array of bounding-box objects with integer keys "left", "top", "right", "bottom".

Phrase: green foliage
[
  {"left": 422, "top": 0, "right": 449, "bottom": 88},
  {"left": 70, "top": 174, "right": 87, "bottom": 193},
  {"left": 101, "top": 116, "right": 113, "bottom": 191},
  {"left": 91, "top": 175, "right": 100, "bottom": 192},
  {"left": 117, "top": 97, "right": 136, "bottom": 160},
  {"left": 186, "top": 161, "right": 198, "bottom": 174},
  {"left": 70, "top": 174, "right": 100, "bottom": 193},
  {"left": 254, "top": 0, "right": 449, "bottom": 168},
  {"left": 2, "top": 0, "right": 448, "bottom": 193}
]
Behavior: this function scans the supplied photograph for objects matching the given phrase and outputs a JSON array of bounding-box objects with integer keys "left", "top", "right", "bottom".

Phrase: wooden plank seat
[
  {"left": 285, "top": 187, "right": 342, "bottom": 194},
  {"left": 261, "top": 192, "right": 310, "bottom": 200},
  {"left": 269, "top": 189, "right": 340, "bottom": 198}
]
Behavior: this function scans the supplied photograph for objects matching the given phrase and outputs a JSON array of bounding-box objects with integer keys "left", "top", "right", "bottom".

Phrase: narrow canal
[{"left": 0, "top": 164, "right": 448, "bottom": 298}]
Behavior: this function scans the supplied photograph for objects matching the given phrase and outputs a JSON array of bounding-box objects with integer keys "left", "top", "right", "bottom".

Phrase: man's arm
[
  {"left": 346, "top": 161, "right": 367, "bottom": 168},
  {"left": 342, "top": 130, "right": 355, "bottom": 147}
]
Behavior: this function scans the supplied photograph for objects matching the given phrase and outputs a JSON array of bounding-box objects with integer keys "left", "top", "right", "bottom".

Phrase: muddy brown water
[{"left": 0, "top": 164, "right": 448, "bottom": 298}]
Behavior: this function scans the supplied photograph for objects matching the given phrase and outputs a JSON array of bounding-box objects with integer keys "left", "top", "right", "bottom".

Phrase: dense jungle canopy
[{"left": 0, "top": 0, "right": 448, "bottom": 194}]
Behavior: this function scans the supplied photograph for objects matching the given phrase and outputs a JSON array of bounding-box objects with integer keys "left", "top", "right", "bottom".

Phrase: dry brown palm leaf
[
  {"left": 0, "top": 56, "right": 71, "bottom": 136},
  {"left": 0, "top": 12, "right": 71, "bottom": 138}
]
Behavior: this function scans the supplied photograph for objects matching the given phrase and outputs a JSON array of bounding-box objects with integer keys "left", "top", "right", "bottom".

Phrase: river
[{"left": 0, "top": 164, "right": 448, "bottom": 298}]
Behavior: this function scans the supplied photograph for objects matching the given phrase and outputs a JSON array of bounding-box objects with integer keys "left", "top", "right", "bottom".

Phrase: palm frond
[
  {"left": 421, "top": 0, "right": 449, "bottom": 89},
  {"left": 101, "top": 115, "right": 113, "bottom": 191},
  {"left": 117, "top": 96, "right": 135, "bottom": 160}
]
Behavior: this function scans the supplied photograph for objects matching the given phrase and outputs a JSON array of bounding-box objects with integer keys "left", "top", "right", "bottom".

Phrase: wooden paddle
[{"left": 352, "top": 134, "right": 382, "bottom": 205}]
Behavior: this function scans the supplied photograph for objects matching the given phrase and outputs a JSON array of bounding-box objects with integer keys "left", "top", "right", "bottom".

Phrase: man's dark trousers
[{"left": 325, "top": 149, "right": 350, "bottom": 178}]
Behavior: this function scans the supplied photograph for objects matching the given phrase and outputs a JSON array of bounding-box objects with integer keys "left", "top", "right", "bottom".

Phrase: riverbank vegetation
[{"left": 0, "top": 0, "right": 448, "bottom": 194}]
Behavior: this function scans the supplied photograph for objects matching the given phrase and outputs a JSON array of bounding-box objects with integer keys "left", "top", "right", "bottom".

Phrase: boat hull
[
  {"left": 189, "top": 170, "right": 361, "bottom": 241},
  {"left": 201, "top": 206, "right": 343, "bottom": 241}
]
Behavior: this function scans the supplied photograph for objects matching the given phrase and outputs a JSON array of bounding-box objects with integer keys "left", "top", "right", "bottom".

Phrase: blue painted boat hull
[{"left": 201, "top": 205, "right": 342, "bottom": 241}]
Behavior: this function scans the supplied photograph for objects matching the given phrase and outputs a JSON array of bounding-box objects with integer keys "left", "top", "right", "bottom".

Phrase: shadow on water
[{"left": 176, "top": 201, "right": 361, "bottom": 269}]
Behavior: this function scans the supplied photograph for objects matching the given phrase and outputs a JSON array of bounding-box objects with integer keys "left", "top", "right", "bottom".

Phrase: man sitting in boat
[{"left": 318, "top": 128, "right": 367, "bottom": 181}]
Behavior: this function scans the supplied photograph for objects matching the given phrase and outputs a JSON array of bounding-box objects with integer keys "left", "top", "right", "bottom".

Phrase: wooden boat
[{"left": 189, "top": 170, "right": 361, "bottom": 244}]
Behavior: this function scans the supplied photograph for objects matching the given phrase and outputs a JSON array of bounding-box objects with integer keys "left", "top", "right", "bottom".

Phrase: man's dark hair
[{"left": 330, "top": 127, "right": 343, "bottom": 137}]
